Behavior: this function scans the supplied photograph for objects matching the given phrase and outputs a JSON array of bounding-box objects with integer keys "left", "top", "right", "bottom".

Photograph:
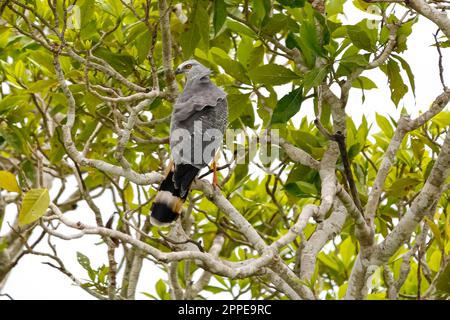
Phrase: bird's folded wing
[{"left": 172, "top": 97, "right": 225, "bottom": 122}]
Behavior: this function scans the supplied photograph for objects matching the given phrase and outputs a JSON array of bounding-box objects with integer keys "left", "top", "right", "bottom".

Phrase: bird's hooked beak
[{"left": 175, "top": 67, "right": 183, "bottom": 75}]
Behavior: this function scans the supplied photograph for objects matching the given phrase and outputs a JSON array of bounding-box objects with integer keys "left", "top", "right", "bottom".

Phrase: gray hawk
[{"left": 150, "top": 60, "right": 228, "bottom": 227}]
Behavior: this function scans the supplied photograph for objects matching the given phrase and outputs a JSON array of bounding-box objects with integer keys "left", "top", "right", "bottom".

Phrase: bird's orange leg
[
  {"left": 212, "top": 161, "right": 218, "bottom": 187},
  {"left": 211, "top": 152, "right": 220, "bottom": 188},
  {"left": 164, "top": 159, "right": 174, "bottom": 176}
]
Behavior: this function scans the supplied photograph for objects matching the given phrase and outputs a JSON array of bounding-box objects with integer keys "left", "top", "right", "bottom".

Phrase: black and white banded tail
[{"left": 150, "top": 163, "right": 199, "bottom": 227}]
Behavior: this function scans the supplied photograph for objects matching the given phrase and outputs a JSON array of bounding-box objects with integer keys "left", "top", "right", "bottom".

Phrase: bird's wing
[
  {"left": 172, "top": 96, "right": 225, "bottom": 122},
  {"left": 172, "top": 76, "right": 226, "bottom": 122},
  {"left": 170, "top": 81, "right": 228, "bottom": 168}
]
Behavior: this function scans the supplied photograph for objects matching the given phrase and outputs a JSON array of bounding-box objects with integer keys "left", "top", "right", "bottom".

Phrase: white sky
[{"left": 1, "top": 3, "right": 449, "bottom": 300}]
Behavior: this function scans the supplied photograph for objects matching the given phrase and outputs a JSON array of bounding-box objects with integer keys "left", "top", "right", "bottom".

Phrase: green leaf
[
  {"left": 252, "top": 0, "right": 267, "bottom": 25},
  {"left": 155, "top": 279, "right": 167, "bottom": 300},
  {"left": 0, "top": 125, "right": 30, "bottom": 155},
  {"left": 395, "top": 17, "right": 416, "bottom": 53},
  {"left": 435, "top": 263, "right": 450, "bottom": 294},
  {"left": 352, "top": 76, "right": 377, "bottom": 90},
  {"left": 21, "top": 160, "right": 36, "bottom": 185},
  {"left": 318, "top": 252, "right": 340, "bottom": 272},
  {"left": 338, "top": 283, "right": 348, "bottom": 299},
  {"left": 0, "top": 95, "right": 25, "bottom": 114},
  {"left": 271, "top": 87, "right": 303, "bottom": 124},
  {"left": 233, "top": 164, "right": 249, "bottom": 186},
  {"left": 49, "top": 127, "right": 65, "bottom": 164},
  {"left": 205, "top": 285, "right": 226, "bottom": 294},
  {"left": 248, "top": 64, "right": 299, "bottom": 86},
  {"left": 27, "top": 50, "right": 55, "bottom": 72},
  {"left": 227, "top": 93, "right": 250, "bottom": 122},
  {"left": 14, "top": 60, "right": 25, "bottom": 81},
  {"left": 210, "top": 47, "right": 250, "bottom": 84},
  {"left": 299, "top": 19, "right": 325, "bottom": 58},
  {"left": 336, "top": 45, "right": 368, "bottom": 77},
  {"left": 432, "top": 111, "right": 450, "bottom": 128},
  {"left": 141, "top": 292, "right": 158, "bottom": 300},
  {"left": 98, "top": 265, "right": 109, "bottom": 283},
  {"left": 135, "top": 31, "right": 152, "bottom": 63},
  {"left": 0, "top": 171, "right": 20, "bottom": 193},
  {"left": 348, "top": 143, "right": 361, "bottom": 160},
  {"left": 180, "top": 4, "right": 202, "bottom": 58},
  {"left": 26, "top": 79, "right": 58, "bottom": 93},
  {"left": 226, "top": 19, "right": 257, "bottom": 38},
  {"left": 236, "top": 38, "right": 265, "bottom": 70},
  {"left": 237, "top": 36, "right": 253, "bottom": 66},
  {"left": 340, "top": 237, "right": 355, "bottom": 267},
  {"left": 411, "top": 138, "right": 424, "bottom": 160},
  {"left": 0, "top": 26, "right": 11, "bottom": 48},
  {"left": 381, "top": 59, "right": 408, "bottom": 107},
  {"left": 340, "top": 54, "right": 369, "bottom": 67},
  {"left": 213, "top": 0, "right": 227, "bottom": 35},
  {"left": 80, "top": 20, "right": 98, "bottom": 41},
  {"left": 392, "top": 54, "right": 416, "bottom": 97},
  {"left": 196, "top": 4, "right": 210, "bottom": 51},
  {"left": 295, "top": 181, "right": 317, "bottom": 196},
  {"left": 303, "top": 66, "right": 329, "bottom": 93},
  {"left": 326, "top": 0, "right": 346, "bottom": 18},
  {"left": 104, "top": 0, "right": 123, "bottom": 17},
  {"left": 241, "top": 42, "right": 265, "bottom": 70},
  {"left": 376, "top": 113, "right": 394, "bottom": 138},
  {"left": 77, "top": 252, "right": 93, "bottom": 272},
  {"left": 429, "top": 251, "right": 442, "bottom": 273},
  {"left": 124, "top": 181, "right": 134, "bottom": 207},
  {"left": 18, "top": 188, "right": 50, "bottom": 226},
  {"left": 227, "top": 92, "right": 255, "bottom": 128},
  {"left": 262, "top": 14, "right": 298, "bottom": 35},
  {"left": 346, "top": 21, "right": 377, "bottom": 52},
  {"left": 352, "top": 0, "right": 370, "bottom": 12},
  {"left": 95, "top": 48, "right": 135, "bottom": 76},
  {"left": 285, "top": 34, "right": 308, "bottom": 67},
  {"left": 386, "top": 177, "right": 421, "bottom": 198},
  {"left": 276, "top": 0, "right": 305, "bottom": 7},
  {"left": 425, "top": 217, "right": 444, "bottom": 250}
]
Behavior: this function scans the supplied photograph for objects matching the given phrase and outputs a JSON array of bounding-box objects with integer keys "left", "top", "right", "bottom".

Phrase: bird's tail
[{"left": 150, "top": 163, "right": 200, "bottom": 227}]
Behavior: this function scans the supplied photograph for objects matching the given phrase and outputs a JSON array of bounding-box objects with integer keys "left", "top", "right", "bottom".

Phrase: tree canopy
[{"left": 0, "top": 0, "right": 449, "bottom": 300}]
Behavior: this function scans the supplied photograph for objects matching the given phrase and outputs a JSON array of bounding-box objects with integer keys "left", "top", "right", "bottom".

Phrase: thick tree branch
[{"left": 374, "top": 130, "right": 450, "bottom": 264}]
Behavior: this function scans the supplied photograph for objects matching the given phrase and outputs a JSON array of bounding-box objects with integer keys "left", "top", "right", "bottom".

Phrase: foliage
[{"left": 0, "top": 0, "right": 449, "bottom": 300}]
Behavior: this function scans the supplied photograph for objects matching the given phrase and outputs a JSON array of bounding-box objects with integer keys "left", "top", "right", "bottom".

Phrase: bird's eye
[{"left": 185, "top": 64, "right": 192, "bottom": 69}]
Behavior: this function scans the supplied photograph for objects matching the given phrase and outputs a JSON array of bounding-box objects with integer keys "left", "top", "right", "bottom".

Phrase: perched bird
[{"left": 150, "top": 60, "right": 228, "bottom": 227}]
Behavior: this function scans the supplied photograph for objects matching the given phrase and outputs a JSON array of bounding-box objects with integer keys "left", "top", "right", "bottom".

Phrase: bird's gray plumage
[
  {"left": 150, "top": 60, "right": 228, "bottom": 227},
  {"left": 170, "top": 60, "right": 228, "bottom": 168}
]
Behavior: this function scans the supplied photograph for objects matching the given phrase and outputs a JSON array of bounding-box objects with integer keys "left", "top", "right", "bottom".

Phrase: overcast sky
[{"left": 1, "top": 3, "right": 449, "bottom": 300}]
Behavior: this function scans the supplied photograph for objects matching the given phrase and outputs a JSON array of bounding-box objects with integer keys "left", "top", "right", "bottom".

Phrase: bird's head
[{"left": 175, "top": 59, "right": 210, "bottom": 80}]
